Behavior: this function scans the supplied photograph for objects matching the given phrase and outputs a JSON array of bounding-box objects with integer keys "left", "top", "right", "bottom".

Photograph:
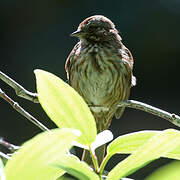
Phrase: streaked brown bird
[{"left": 65, "top": 15, "right": 136, "bottom": 164}]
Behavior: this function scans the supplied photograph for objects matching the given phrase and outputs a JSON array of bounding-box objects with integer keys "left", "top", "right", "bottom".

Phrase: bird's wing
[
  {"left": 115, "top": 45, "right": 136, "bottom": 119},
  {"left": 65, "top": 42, "right": 80, "bottom": 82},
  {"left": 120, "top": 45, "right": 136, "bottom": 86}
]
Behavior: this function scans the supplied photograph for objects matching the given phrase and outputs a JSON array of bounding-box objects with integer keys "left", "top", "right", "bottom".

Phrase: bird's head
[{"left": 71, "top": 15, "right": 121, "bottom": 44}]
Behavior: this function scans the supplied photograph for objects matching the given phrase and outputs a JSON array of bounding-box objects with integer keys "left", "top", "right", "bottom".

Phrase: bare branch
[
  {"left": 0, "top": 138, "right": 19, "bottom": 152},
  {"left": 118, "top": 100, "right": 180, "bottom": 127},
  {"left": 1, "top": 71, "right": 180, "bottom": 129},
  {"left": 0, "top": 71, "right": 38, "bottom": 103},
  {"left": 0, "top": 88, "right": 49, "bottom": 131},
  {"left": 0, "top": 152, "right": 10, "bottom": 160}
]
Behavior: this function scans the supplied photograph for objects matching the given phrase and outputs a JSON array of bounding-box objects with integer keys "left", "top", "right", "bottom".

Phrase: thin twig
[
  {"left": 0, "top": 138, "right": 19, "bottom": 152},
  {"left": 0, "top": 71, "right": 39, "bottom": 103},
  {"left": 0, "top": 88, "right": 49, "bottom": 131},
  {"left": 89, "top": 146, "right": 99, "bottom": 173},
  {"left": 118, "top": 100, "right": 180, "bottom": 127},
  {"left": 0, "top": 152, "right": 10, "bottom": 160}
]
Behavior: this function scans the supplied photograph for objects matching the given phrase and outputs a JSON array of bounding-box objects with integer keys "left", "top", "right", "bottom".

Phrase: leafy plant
[{"left": 1, "top": 70, "right": 180, "bottom": 180}]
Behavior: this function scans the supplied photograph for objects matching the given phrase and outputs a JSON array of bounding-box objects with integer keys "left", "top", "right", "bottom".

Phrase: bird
[{"left": 65, "top": 15, "right": 136, "bottom": 165}]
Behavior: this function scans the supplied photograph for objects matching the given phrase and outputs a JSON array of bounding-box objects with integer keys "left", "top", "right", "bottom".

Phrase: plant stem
[
  {"left": 0, "top": 71, "right": 38, "bottom": 103},
  {"left": 89, "top": 146, "right": 99, "bottom": 173},
  {"left": 99, "top": 154, "right": 111, "bottom": 177},
  {"left": 118, "top": 100, "right": 180, "bottom": 127},
  {"left": 0, "top": 138, "right": 19, "bottom": 152},
  {"left": 0, "top": 152, "right": 10, "bottom": 160},
  {"left": 0, "top": 88, "right": 49, "bottom": 131}
]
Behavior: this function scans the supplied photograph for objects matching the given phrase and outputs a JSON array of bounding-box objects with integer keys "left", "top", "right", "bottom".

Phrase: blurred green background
[{"left": 0, "top": 0, "right": 180, "bottom": 179}]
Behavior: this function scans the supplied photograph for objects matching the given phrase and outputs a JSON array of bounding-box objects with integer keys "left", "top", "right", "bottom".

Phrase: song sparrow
[
  {"left": 65, "top": 15, "right": 135, "bottom": 132},
  {"left": 65, "top": 15, "right": 135, "bottom": 164}
]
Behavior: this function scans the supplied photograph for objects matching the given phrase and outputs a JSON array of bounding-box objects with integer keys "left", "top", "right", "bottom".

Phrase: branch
[
  {"left": 118, "top": 100, "right": 180, "bottom": 127},
  {"left": 1, "top": 71, "right": 180, "bottom": 128},
  {"left": 0, "top": 152, "right": 10, "bottom": 160},
  {"left": 0, "top": 138, "right": 19, "bottom": 152},
  {"left": 0, "top": 71, "right": 38, "bottom": 103},
  {"left": 0, "top": 88, "right": 49, "bottom": 131}
]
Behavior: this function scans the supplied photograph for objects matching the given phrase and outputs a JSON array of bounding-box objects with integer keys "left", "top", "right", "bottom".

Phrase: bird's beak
[{"left": 70, "top": 29, "right": 84, "bottom": 37}]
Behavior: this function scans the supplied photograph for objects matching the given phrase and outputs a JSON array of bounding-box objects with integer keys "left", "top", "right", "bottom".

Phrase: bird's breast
[{"left": 70, "top": 45, "right": 130, "bottom": 107}]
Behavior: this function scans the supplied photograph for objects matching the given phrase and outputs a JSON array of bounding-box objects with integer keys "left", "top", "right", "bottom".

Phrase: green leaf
[
  {"left": 107, "top": 130, "right": 180, "bottom": 161},
  {"left": 165, "top": 146, "right": 180, "bottom": 160},
  {"left": 5, "top": 128, "right": 80, "bottom": 180},
  {"left": 55, "top": 154, "right": 99, "bottom": 180},
  {"left": 107, "top": 130, "right": 158, "bottom": 155},
  {"left": 145, "top": 160, "right": 180, "bottom": 180},
  {"left": 107, "top": 129, "right": 180, "bottom": 180},
  {"left": 0, "top": 157, "right": 5, "bottom": 180},
  {"left": 34, "top": 69, "right": 97, "bottom": 146}
]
